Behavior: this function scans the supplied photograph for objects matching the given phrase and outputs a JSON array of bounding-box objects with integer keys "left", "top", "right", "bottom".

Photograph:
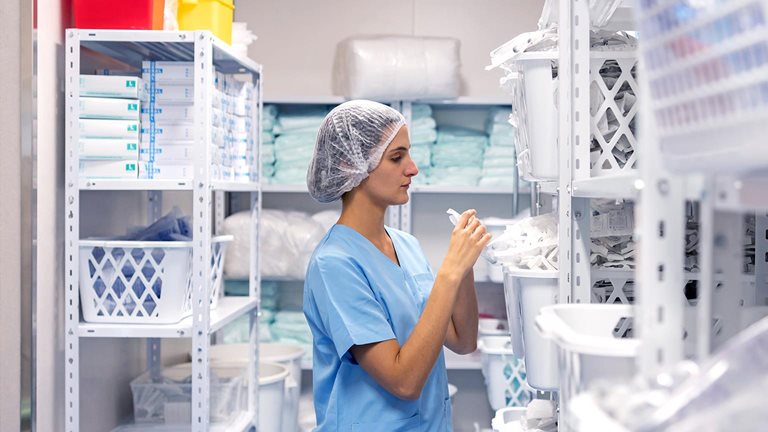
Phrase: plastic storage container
[
  {"left": 130, "top": 362, "right": 245, "bottom": 426},
  {"left": 502, "top": 267, "right": 559, "bottom": 391},
  {"left": 637, "top": 1, "right": 768, "bottom": 175},
  {"left": 258, "top": 362, "right": 290, "bottom": 432},
  {"left": 178, "top": 0, "right": 234, "bottom": 44},
  {"left": 491, "top": 406, "right": 527, "bottom": 432},
  {"left": 207, "top": 342, "right": 305, "bottom": 432},
  {"left": 535, "top": 304, "right": 639, "bottom": 431},
  {"left": 479, "top": 336, "right": 531, "bottom": 410},
  {"left": 78, "top": 236, "right": 231, "bottom": 324},
  {"left": 73, "top": 0, "right": 165, "bottom": 30}
]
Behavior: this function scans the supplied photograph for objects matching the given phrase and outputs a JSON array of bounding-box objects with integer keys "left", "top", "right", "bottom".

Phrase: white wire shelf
[
  {"left": 78, "top": 297, "right": 257, "bottom": 338},
  {"left": 78, "top": 179, "right": 259, "bottom": 192},
  {"left": 76, "top": 29, "right": 262, "bottom": 75},
  {"left": 572, "top": 173, "right": 640, "bottom": 199}
]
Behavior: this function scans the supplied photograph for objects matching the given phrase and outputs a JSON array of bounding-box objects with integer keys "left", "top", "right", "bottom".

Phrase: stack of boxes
[
  {"left": 78, "top": 75, "right": 142, "bottom": 179},
  {"left": 217, "top": 74, "right": 256, "bottom": 182}
]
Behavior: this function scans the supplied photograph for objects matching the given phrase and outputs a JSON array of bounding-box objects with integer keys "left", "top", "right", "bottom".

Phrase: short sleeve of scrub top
[{"left": 304, "top": 225, "right": 452, "bottom": 432}]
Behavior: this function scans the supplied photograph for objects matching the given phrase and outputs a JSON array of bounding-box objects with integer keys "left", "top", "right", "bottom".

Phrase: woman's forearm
[{"left": 445, "top": 269, "right": 479, "bottom": 354}]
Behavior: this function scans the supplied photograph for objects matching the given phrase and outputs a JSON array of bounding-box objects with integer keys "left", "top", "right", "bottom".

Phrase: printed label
[
  {"left": 127, "top": 143, "right": 137, "bottom": 151},
  {"left": 126, "top": 80, "right": 136, "bottom": 88},
  {"left": 128, "top": 103, "right": 138, "bottom": 111},
  {"left": 126, "top": 163, "right": 137, "bottom": 172},
  {"left": 127, "top": 124, "right": 138, "bottom": 132}
]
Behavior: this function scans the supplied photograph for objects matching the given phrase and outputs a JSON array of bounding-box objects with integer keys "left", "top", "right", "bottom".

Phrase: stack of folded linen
[
  {"left": 480, "top": 107, "right": 519, "bottom": 188},
  {"left": 262, "top": 105, "right": 278, "bottom": 181},
  {"left": 430, "top": 127, "right": 487, "bottom": 186},
  {"left": 272, "top": 107, "right": 328, "bottom": 184},
  {"left": 270, "top": 310, "right": 313, "bottom": 363},
  {"left": 409, "top": 104, "right": 437, "bottom": 185}
]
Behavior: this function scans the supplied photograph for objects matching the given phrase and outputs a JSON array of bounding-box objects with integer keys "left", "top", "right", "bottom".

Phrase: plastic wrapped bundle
[{"left": 333, "top": 36, "right": 460, "bottom": 101}]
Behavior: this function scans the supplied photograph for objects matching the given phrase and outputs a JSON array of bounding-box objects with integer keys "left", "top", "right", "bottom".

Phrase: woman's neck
[{"left": 337, "top": 190, "right": 388, "bottom": 243}]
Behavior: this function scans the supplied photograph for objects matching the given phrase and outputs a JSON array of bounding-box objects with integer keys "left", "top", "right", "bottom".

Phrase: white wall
[{"left": 237, "top": 0, "right": 543, "bottom": 99}]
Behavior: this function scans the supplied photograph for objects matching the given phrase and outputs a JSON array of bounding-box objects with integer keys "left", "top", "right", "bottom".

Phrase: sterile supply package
[
  {"left": 141, "top": 122, "right": 194, "bottom": 141},
  {"left": 79, "top": 119, "right": 140, "bottom": 139},
  {"left": 488, "top": 213, "right": 560, "bottom": 271},
  {"left": 79, "top": 97, "right": 140, "bottom": 120},
  {"left": 140, "top": 82, "right": 194, "bottom": 103},
  {"left": 141, "top": 61, "right": 194, "bottom": 82},
  {"left": 222, "top": 209, "right": 327, "bottom": 280},
  {"left": 79, "top": 159, "right": 142, "bottom": 179},
  {"left": 140, "top": 104, "right": 194, "bottom": 122},
  {"left": 79, "top": 138, "right": 139, "bottom": 159},
  {"left": 139, "top": 163, "right": 193, "bottom": 180},
  {"left": 333, "top": 36, "right": 460, "bottom": 101},
  {"left": 138, "top": 143, "right": 193, "bottom": 163},
  {"left": 80, "top": 75, "right": 143, "bottom": 99}
]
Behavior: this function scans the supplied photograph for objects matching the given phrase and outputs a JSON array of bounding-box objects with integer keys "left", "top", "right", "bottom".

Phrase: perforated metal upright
[{"left": 64, "top": 30, "right": 263, "bottom": 432}]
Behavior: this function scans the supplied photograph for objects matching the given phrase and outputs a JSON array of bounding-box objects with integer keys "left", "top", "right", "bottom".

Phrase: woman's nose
[{"left": 406, "top": 159, "right": 419, "bottom": 177}]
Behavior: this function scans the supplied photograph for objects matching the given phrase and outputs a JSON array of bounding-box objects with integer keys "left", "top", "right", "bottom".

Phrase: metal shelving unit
[{"left": 64, "top": 30, "right": 263, "bottom": 432}]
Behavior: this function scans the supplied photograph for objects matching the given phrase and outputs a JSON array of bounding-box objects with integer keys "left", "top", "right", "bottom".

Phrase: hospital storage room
[{"left": 4, "top": 0, "right": 768, "bottom": 431}]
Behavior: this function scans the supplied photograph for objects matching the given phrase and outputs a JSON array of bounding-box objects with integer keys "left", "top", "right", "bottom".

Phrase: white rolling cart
[{"left": 64, "top": 30, "right": 263, "bottom": 431}]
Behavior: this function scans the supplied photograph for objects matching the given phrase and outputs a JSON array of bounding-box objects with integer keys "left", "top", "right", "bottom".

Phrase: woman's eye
[{"left": 391, "top": 156, "right": 402, "bottom": 162}]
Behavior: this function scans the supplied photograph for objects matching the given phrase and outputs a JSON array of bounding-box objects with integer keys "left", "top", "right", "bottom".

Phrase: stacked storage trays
[{"left": 78, "top": 75, "right": 143, "bottom": 179}]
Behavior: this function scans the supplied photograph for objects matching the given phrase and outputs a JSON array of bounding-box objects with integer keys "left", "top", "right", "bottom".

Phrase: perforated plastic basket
[
  {"left": 79, "top": 235, "right": 232, "bottom": 324},
  {"left": 637, "top": 0, "right": 768, "bottom": 174}
]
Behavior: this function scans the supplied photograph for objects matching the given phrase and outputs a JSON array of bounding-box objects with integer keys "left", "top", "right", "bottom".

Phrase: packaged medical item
[
  {"left": 140, "top": 163, "right": 194, "bottom": 180},
  {"left": 141, "top": 61, "right": 194, "bottom": 82},
  {"left": 333, "top": 36, "right": 460, "bottom": 101},
  {"left": 79, "top": 97, "right": 140, "bottom": 120},
  {"left": 141, "top": 122, "right": 195, "bottom": 141},
  {"left": 79, "top": 138, "right": 139, "bottom": 159},
  {"left": 141, "top": 104, "right": 194, "bottom": 122},
  {"left": 139, "top": 144, "right": 194, "bottom": 162},
  {"left": 79, "top": 119, "right": 140, "bottom": 139},
  {"left": 141, "top": 83, "right": 194, "bottom": 103},
  {"left": 79, "top": 75, "right": 143, "bottom": 99},
  {"left": 80, "top": 159, "right": 142, "bottom": 179}
]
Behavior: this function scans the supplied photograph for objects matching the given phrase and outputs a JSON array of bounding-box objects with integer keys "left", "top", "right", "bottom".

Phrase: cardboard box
[
  {"left": 79, "top": 119, "right": 140, "bottom": 139},
  {"left": 80, "top": 159, "right": 142, "bottom": 179},
  {"left": 80, "top": 75, "right": 143, "bottom": 99},
  {"left": 139, "top": 143, "right": 194, "bottom": 163},
  {"left": 79, "top": 97, "right": 140, "bottom": 120},
  {"left": 80, "top": 138, "right": 139, "bottom": 159}
]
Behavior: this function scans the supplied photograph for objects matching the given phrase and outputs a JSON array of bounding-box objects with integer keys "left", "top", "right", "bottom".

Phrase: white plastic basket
[
  {"left": 637, "top": 1, "right": 768, "bottom": 174},
  {"left": 479, "top": 336, "right": 531, "bottom": 410},
  {"left": 491, "top": 406, "right": 527, "bottom": 432},
  {"left": 505, "top": 50, "right": 639, "bottom": 181},
  {"left": 502, "top": 267, "right": 560, "bottom": 391},
  {"left": 130, "top": 362, "right": 246, "bottom": 426},
  {"left": 79, "top": 235, "right": 232, "bottom": 324},
  {"left": 535, "top": 304, "right": 639, "bottom": 431}
]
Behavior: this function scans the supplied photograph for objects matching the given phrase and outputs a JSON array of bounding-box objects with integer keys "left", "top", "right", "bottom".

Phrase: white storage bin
[
  {"left": 637, "top": 2, "right": 768, "bottom": 175},
  {"left": 502, "top": 267, "right": 559, "bottom": 391},
  {"left": 207, "top": 342, "right": 305, "bottom": 432},
  {"left": 79, "top": 236, "right": 231, "bottom": 324},
  {"left": 504, "top": 50, "right": 639, "bottom": 181},
  {"left": 535, "top": 304, "right": 639, "bottom": 430},
  {"left": 479, "top": 336, "right": 531, "bottom": 410},
  {"left": 258, "top": 362, "right": 290, "bottom": 432},
  {"left": 130, "top": 362, "right": 245, "bottom": 426},
  {"left": 479, "top": 318, "right": 510, "bottom": 337},
  {"left": 491, "top": 406, "right": 527, "bottom": 432}
]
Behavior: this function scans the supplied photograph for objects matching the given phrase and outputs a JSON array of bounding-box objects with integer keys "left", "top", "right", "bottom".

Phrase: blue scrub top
[{"left": 303, "top": 224, "right": 452, "bottom": 431}]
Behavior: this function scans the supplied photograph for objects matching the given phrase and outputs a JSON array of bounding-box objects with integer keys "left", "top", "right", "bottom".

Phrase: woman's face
[{"left": 358, "top": 125, "right": 418, "bottom": 206}]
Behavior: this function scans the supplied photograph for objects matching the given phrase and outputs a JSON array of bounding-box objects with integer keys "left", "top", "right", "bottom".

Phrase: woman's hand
[{"left": 441, "top": 209, "right": 491, "bottom": 280}]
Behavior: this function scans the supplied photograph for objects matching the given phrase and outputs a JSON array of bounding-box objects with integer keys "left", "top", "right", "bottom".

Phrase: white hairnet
[{"left": 306, "top": 100, "right": 406, "bottom": 203}]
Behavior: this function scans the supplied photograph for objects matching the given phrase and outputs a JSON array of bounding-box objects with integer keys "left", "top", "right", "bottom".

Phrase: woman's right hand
[{"left": 441, "top": 209, "right": 492, "bottom": 279}]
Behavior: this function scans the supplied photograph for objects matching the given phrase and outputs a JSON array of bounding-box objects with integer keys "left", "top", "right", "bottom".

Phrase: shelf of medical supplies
[
  {"left": 78, "top": 297, "right": 258, "bottom": 338},
  {"left": 571, "top": 173, "right": 640, "bottom": 199},
  {"left": 410, "top": 185, "right": 529, "bottom": 194},
  {"left": 264, "top": 96, "right": 347, "bottom": 105},
  {"left": 77, "top": 29, "right": 262, "bottom": 75},
  {"left": 110, "top": 411, "right": 255, "bottom": 432},
  {"left": 262, "top": 184, "right": 309, "bottom": 193},
  {"left": 79, "top": 179, "right": 194, "bottom": 191},
  {"left": 420, "top": 96, "right": 512, "bottom": 106},
  {"left": 211, "top": 181, "right": 261, "bottom": 192}
]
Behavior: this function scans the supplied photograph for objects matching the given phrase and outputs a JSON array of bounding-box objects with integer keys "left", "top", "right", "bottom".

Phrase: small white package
[
  {"left": 79, "top": 97, "right": 140, "bottom": 120},
  {"left": 333, "top": 36, "right": 460, "bottom": 101},
  {"left": 79, "top": 138, "right": 139, "bottom": 159},
  {"left": 139, "top": 143, "right": 194, "bottom": 162},
  {"left": 141, "top": 83, "right": 194, "bottom": 103},
  {"left": 80, "top": 159, "right": 142, "bottom": 179},
  {"left": 80, "top": 75, "right": 142, "bottom": 99},
  {"left": 141, "top": 61, "right": 194, "bottom": 82},
  {"left": 79, "top": 119, "right": 140, "bottom": 139},
  {"left": 140, "top": 163, "right": 194, "bottom": 180},
  {"left": 141, "top": 104, "right": 194, "bottom": 122},
  {"left": 141, "top": 121, "right": 195, "bottom": 141}
]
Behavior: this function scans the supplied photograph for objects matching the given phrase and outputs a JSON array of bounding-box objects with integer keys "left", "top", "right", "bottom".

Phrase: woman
[{"left": 304, "top": 100, "right": 490, "bottom": 431}]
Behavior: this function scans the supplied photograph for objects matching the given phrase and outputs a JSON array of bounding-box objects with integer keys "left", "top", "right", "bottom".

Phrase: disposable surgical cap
[{"left": 307, "top": 100, "right": 406, "bottom": 203}]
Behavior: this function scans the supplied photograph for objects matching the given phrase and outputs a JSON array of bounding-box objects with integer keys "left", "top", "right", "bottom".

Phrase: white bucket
[
  {"left": 258, "top": 362, "right": 290, "bottom": 432},
  {"left": 206, "top": 342, "right": 305, "bottom": 432},
  {"left": 502, "top": 267, "right": 559, "bottom": 391},
  {"left": 535, "top": 304, "right": 639, "bottom": 431},
  {"left": 479, "top": 336, "right": 530, "bottom": 410}
]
